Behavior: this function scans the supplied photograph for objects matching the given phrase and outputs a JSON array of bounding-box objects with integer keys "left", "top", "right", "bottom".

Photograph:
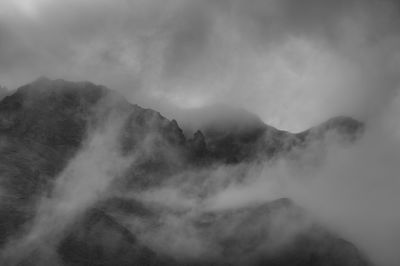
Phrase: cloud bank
[{"left": 1, "top": 0, "right": 400, "bottom": 130}]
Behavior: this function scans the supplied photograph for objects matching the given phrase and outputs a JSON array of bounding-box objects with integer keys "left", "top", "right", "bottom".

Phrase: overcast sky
[{"left": 0, "top": 0, "right": 400, "bottom": 131}]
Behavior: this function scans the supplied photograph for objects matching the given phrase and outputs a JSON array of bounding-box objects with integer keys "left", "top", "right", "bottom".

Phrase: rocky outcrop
[{"left": 0, "top": 78, "right": 369, "bottom": 266}]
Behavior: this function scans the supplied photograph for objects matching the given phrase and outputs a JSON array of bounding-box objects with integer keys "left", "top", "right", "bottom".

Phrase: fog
[
  {"left": 0, "top": 0, "right": 400, "bottom": 130},
  {"left": 0, "top": 84, "right": 400, "bottom": 265},
  {"left": 124, "top": 94, "right": 400, "bottom": 266},
  {"left": 0, "top": 0, "right": 400, "bottom": 265},
  {"left": 0, "top": 100, "right": 134, "bottom": 265}
]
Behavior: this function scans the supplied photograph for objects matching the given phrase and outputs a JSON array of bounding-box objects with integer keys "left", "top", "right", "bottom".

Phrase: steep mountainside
[{"left": 0, "top": 78, "right": 369, "bottom": 265}]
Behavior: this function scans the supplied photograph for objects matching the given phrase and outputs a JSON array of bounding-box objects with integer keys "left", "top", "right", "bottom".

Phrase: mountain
[
  {"left": 182, "top": 105, "right": 364, "bottom": 164},
  {"left": 0, "top": 78, "right": 369, "bottom": 265}
]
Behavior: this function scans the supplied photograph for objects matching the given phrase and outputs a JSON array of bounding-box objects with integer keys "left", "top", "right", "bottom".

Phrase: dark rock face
[
  {"left": 58, "top": 209, "right": 176, "bottom": 266},
  {"left": 0, "top": 78, "right": 369, "bottom": 265},
  {"left": 190, "top": 198, "right": 369, "bottom": 266},
  {"left": 54, "top": 198, "right": 370, "bottom": 266}
]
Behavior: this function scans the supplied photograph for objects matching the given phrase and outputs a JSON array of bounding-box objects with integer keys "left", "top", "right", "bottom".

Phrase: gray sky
[{"left": 0, "top": 0, "right": 400, "bottom": 131}]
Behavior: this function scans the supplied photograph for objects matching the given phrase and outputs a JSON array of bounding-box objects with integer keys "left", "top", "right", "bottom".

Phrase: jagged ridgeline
[{"left": 0, "top": 78, "right": 368, "bottom": 265}]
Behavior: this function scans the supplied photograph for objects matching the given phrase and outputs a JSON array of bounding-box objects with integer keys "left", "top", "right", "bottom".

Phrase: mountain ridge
[{"left": 0, "top": 78, "right": 370, "bottom": 266}]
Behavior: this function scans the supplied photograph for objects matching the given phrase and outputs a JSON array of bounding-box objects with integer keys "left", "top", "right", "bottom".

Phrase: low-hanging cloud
[
  {"left": 1, "top": 0, "right": 400, "bottom": 130},
  {"left": 0, "top": 103, "right": 135, "bottom": 265},
  {"left": 1, "top": 83, "right": 400, "bottom": 265},
  {"left": 1, "top": 1, "right": 400, "bottom": 265}
]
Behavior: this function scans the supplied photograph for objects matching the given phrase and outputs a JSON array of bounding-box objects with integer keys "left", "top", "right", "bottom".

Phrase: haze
[{"left": 1, "top": 0, "right": 399, "bottom": 131}]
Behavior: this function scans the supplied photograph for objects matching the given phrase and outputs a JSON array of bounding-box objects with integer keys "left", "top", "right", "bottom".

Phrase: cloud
[
  {"left": 118, "top": 89, "right": 400, "bottom": 266},
  {"left": 1, "top": 79, "right": 400, "bottom": 265},
  {"left": 0, "top": 0, "right": 399, "bottom": 130},
  {"left": 1, "top": 1, "right": 400, "bottom": 264},
  {"left": 0, "top": 101, "right": 135, "bottom": 264},
  {"left": 300, "top": 98, "right": 400, "bottom": 266}
]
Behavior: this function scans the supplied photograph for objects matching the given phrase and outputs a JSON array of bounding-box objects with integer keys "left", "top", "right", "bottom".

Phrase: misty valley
[{"left": 0, "top": 78, "right": 371, "bottom": 265}]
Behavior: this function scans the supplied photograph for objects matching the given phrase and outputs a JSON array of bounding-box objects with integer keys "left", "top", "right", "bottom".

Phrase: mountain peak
[
  {"left": 296, "top": 116, "right": 364, "bottom": 143},
  {"left": 0, "top": 78, "right": 365, "bottom": 164},
  {"left": 0, "top": 78, "right": 369, "bottom": 266},
  {"left": 33, "top": 76, "right": 51, "bottom": 84}
]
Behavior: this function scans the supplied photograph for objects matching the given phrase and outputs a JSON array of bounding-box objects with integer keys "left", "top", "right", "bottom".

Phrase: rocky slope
[{"left": 0, "top": 78, "right": 368, "bottom": 265}]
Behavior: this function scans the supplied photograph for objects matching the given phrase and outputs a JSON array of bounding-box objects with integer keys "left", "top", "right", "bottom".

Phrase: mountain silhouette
[{"left": 0, "top": 78, "right": 369, "bottom": 266}]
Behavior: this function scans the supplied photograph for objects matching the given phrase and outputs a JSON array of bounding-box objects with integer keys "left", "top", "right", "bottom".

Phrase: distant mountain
[
  {"left": 181, "top": 105, "right": 364, "bottom": 164},
  {"left": 0, "top": 78, "right": 369, "bottom": 265},
  {"left": 0, "top": 85, "right": 8, "bottom": 101}
]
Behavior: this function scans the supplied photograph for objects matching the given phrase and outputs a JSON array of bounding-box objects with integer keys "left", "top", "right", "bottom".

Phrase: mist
[
  {"left": 0, "top": 0, "right": 400, "bottom": 265},
  {"left": 0, "top": 78, "right": 398, "bottom": 265},
  {"left": 0, "top": 0, "right": 399, "bottom": 131}
]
